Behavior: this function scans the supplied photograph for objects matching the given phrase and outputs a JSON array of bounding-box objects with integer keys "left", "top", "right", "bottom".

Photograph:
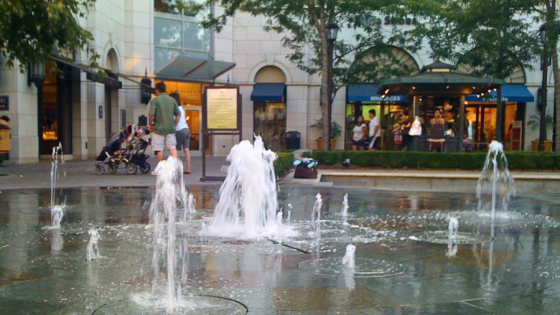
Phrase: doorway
[{"left": 183, "top": 106, "right": 202, "bottom": 156}]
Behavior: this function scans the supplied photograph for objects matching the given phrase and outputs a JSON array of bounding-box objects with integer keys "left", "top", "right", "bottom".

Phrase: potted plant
[
  {"left": 527, "top": 112, "right": 553, "bottom": 152},
  {"left": 309, "top": 118, "right": 343, "bottom": 150}
]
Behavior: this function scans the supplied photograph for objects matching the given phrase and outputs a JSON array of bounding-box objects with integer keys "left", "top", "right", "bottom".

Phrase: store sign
[
  {"left": 370, "top": 95, "right": 402, "bottom": 102},
  {"left": 207, "top": 88, "right": 238, "bottom": 130},
  {"left": 0, "top": 96, "right": 8, "bottom": 110}
]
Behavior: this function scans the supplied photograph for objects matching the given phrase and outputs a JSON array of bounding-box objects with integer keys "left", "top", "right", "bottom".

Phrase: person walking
[
  {"left": 170, "top": 92, "right": 191, "bottom": 174},
  {"left": 148, "top": 82, "right": 181, "bottom": 174},
  {"left": 367, "top": 109, "right": 380, "bottom": 150},
  {"left": 351, "top": 115, "right": 367, "bottom": 151}
]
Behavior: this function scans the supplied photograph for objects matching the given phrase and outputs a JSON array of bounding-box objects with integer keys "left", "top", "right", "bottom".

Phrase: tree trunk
[
  {"left": 320, "top": 29, "right": 330, "bottom": 150},
  {"left": 552, "top": 46, "right": 560, "bottom": 154}
]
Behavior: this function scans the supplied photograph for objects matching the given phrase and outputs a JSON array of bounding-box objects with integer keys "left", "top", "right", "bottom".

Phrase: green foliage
[
  {"left": 309, "top": 118, "right": 343, "bottom": 139},
  {"left": 0, "top": 0, "right": 99, "bottom": 71},
  {"left": 274, "top": 152, "right": 294, "bottom": 177},
  {"left": 311, "top": 150, "right": 560, "bottom": 170}
]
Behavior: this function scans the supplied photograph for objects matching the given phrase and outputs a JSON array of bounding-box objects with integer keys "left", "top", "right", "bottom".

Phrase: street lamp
[
  {"left": 140, "top": 68, "right": 153, "bottom": 105},
  {"left": 325, "top": 21, "right": 339, "bottom": 150},
  {"left": 27, "top": 60, "right": 46, "bottom": 88},
  {"left": 539, "top": 28, "right": 548, "bottom": 151}
]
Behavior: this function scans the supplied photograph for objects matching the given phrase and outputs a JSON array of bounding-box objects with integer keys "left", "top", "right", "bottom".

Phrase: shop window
[{"left": 254, "top": 102, "right": 286, "bottom": 152}]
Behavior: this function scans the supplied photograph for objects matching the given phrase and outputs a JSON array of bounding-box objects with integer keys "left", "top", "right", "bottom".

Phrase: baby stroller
[{"left": 95, "top": 125, "right": 152, "bottom": 175}]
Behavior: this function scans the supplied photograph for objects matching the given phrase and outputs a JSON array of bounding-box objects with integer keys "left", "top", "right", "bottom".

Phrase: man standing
[
  {"left": 148, "top": 82, "right": 181, "bottom": 172},
  {"left": 368, "top": 109, "right": 380, "bottom": 150}
]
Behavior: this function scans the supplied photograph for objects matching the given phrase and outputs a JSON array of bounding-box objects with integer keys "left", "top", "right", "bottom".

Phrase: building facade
[{"left": 0, "top": 0, "right": 553, "bottom": 163}]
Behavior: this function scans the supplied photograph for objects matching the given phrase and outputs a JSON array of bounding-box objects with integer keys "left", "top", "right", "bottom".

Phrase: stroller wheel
[
  {"left": 95, "top": 164, "right": 105, "bottom": 175},
  {"left": 139, "top": 162, "right": 151, "bottom": 174},
  {"left": 126, "top": 162, "right": 138, "bottom": 175},
  {"left": 108, "top": 164, "right": 118, "bottom": 174}
]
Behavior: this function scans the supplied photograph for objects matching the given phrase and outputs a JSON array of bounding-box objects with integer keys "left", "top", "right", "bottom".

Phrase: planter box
[
  {"left": 531, "top": 140, "right": 553, "bottom": 152},
  {"left": 294, "top": 165, "right": 318, "bottom": 179}
]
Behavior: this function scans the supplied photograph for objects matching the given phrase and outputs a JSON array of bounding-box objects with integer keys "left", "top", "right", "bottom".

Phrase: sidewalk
[{"left": 0, "top": 156, "right": 228, "bottom": 190}]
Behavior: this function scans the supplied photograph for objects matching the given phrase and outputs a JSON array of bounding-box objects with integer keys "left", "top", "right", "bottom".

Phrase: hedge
[
  {"left": 307, "top": 150, "right": 560, "bottom": 170},
  {"left": 274, "top": 152, "right": 294, "bottom": 176}
]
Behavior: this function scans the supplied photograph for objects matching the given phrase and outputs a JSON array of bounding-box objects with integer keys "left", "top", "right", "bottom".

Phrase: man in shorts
[
  {"left": 368, "top": 109, "right": 380, "bottom": 150},
  {"left": 148, "top": 82, "right": 181, "bottom": 172}
]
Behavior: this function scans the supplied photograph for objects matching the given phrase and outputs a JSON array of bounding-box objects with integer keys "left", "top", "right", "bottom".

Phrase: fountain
[
  {"left": 341, "top": 193, "right": 349, "bottom": 217},
  {"left": 446, "top": 217, "right": 459, "bottom": 258},
  {"left": 341, "top": 244, "right": 356, "bottom": 269},
  {"left": 45, "top": 143, "right": 65, "bottom": 230},
  {"left": 86, "top": 227, "right": 101, "bottom": 261},
  {"left": 49, "top": 205, "right": 64, "bottom": 229},
  {"left": 210, "top": 136, "right": 295, "bottom": 239},
  {"left": 186, "top": 193, "right": 196, "bottom": 214},
  {"left": 476, "top": 140, "right": 516, "bottom": 218}
]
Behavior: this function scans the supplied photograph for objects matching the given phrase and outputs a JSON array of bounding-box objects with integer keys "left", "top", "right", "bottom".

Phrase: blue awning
[
  {"left": 347, "top": 84, "right": 404, "bottom": 102},
  {"left": 465, "top": 84, "right": 534, "bottom": 102},
  {"left": 251, "top": 83, "right": 286, "bottom": 102}
]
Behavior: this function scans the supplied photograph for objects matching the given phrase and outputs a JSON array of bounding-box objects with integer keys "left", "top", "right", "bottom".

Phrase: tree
[
  {"left": 0, "top": 0, "right": 99, "bottom": 70},
  {"left": 199, "top": 0, "right": 413, "bottom": 150}
]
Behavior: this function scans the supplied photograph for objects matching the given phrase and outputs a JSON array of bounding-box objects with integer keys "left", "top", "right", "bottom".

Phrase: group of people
[
  {"left": 148, "top": 82, "right": 191, "bottom": 174},
  {"left": 351, "top": 109, "right": 380, "bottom": 151}
]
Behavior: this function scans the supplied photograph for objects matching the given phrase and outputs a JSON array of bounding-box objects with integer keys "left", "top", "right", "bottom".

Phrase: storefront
[
  {"left": 345, "top": 84, "right": 406, "bottom": 150},
  {"left": 464, "top": 84, "right": 533, "bottom": 150},
  {"left": 251, "top": 83, "right": 287, "bottom": 151}
]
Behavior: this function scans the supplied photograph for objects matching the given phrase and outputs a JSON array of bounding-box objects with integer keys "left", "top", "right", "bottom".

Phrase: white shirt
[
  {"left": 352, "top": 124, "right": 366, "bottom": 141},
  {"left": 369, "top": 116, "right": 380, "bottom": 138},
  {"left": 176, "top": 106, "right": 189, "bottom": 131}
]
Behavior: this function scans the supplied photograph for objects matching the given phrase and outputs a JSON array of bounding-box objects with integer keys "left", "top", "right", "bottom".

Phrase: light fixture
[
  {"left": 140, "top": 68, "right": 153, "bottom": 105},
  {"left": 27, "top": 60, "right": 46, "bottom": 88},
  {"left": 481, "top": 92, "right": 485, "bottom": 96},
  {"left": 493, "top": 88, "right": 497, "bottom": 91},
  {"left": 325, "top": 21, "right": 339, "bottom": 42},
  {"left": 385, "top": 89, "right": 389, "bottom": 94},
  {"left": 446, "top": 86, "right": 449, "bottom": 89},
  {"left": 412, "top": 86, "right": 416, "bottom": 89}
]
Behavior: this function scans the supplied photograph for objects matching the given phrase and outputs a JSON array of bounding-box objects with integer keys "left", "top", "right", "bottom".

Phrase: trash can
[{"left": 286, "top": 131, "right": 301, "bottom": 150}]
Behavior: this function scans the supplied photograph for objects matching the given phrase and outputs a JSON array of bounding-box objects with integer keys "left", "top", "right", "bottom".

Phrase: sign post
[{"left": 201, "top": 86, "right": 242, "bottom": 181}]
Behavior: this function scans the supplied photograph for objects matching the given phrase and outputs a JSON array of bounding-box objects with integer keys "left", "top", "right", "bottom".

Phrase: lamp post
[
  {"left": 539, "top": 28, "right": 548, "bottom": 151},
  {"left": 325, "top": 21, "right": 339, "bottom": 150}
]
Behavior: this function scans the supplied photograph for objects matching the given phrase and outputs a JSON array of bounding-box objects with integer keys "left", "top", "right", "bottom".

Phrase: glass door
[{"left": 183, "top": 106, "right": 202, "bottom": 156}]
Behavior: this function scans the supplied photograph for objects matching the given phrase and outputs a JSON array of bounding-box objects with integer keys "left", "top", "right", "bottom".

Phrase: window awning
[
  {"left": 251, "top": 83, "right": 286, "bottom": 102},
  {"left": 347, "top": 84, "right": 404, "bottom": 102},
  {"left": 465, "top": 84, "right": 534, "bottom": 102},
  {"left": 155, "top": 56, "right": 236, "bottom": 82},
  {"left": 51, "top": 56, "right": 122, "bottom": 89}
]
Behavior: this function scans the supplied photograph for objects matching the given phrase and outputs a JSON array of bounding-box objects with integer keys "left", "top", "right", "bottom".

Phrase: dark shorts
[
  {"left": 352, "top": 139, "right": 367, "bottom": 147},
  {"left": 368, "top": 137, "right": 380, "bottom": 149},
  {"left": 175, "top": 128, "right": 191, "bottom": 150}
]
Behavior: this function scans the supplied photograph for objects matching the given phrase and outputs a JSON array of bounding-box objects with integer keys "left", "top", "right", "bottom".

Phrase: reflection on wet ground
[{"left": 0, "top": 186, "right": 560, "bottom": 314}]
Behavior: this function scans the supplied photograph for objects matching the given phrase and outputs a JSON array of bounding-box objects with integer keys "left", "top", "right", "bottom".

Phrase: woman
[
  {"left": 351, "top": 116, "right": 368, "bottom": 151},
  {"left": 428, "top": 108, "right": 446, "bottom": 152},
  {"left": 170, "top": 92, "right": 191, "bottom": 174}
]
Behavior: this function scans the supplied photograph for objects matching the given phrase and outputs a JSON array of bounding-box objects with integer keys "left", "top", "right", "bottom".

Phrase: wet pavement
[{"left": 1, "top": 186, "right": 560, "bottom": 314}]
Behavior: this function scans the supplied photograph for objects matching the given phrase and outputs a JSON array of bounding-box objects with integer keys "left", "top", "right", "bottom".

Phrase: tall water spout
[
  {"left": 446, "top": 217, "right": 459, "bottom": 258},
  {"left": 49, "top": 143, "right": 65, "bottom": 229},
  {"left": 311, "top": 193, "right": 323, "bottom": 224},
  {"left": 50, "top": 205, "right": 64, "bottom": 229},
  {"left": 186, "top": 193, "right": 196, "bottom": 214},
  {"left": 341, "top": 193, "right": 349, "bottom": 217},
  {"left": 86, "top": 227, "right": 101, "bottom": 261},
  {"left": 476, "top": 141, "right": 516, "bottom": 220},
  {"left": 148, "top": 157, "right": 192, "bottom": 312},
  {"left": 210, "top": 136, "right": 281, "bottom": 239}
]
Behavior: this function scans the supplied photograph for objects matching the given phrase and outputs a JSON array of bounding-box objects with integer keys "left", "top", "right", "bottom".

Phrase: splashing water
[
  {"left": 200, "top": 222, "right": 208, "bottom": 243},
  {"left": 210, "top": 136, "right": 295, "bottom": 239},
  {"left": 276, "top": 211, "right": 283, "bottom": 244},
  {"left": 342, "top": 244, "right": 356, "bottom": 269},
  {"left": 446, "top": 217, "right": 459, "bottom": 258},
  {"left": 476, "top": 141, "right": 516, "bottom": 220},
  {"left": 341, "top": 193, "right": 349, "bottom": 217},
  {"left": 147, "top": 157, "right": 193, "bottom": 312},
  {"left": 287, "top": 204, "right": 292, "bottom": 225},
  {"left": 49, "top": 143, "right": 65, "bottom": 228},
  {"left": 311, "top": 193, "right": 323, "bottom": 224},
  {"left": 186, "top": 193, "right": 196, "bottom": 214},
  {"left": 86, "top": 227, "right": 101, "bottom": 261}
]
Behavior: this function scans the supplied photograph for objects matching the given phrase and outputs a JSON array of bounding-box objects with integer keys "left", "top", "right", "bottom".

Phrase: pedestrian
[
  {"left": 367, "top": 109, "right": 380, "bottom": 150},
  {"left": 148, "top": 82, "right": 181, "bottom": 174},
  {"left": 351, "top": 115, "right": 367, "bottom": 151},
  {"left": 169, "top": 92, "right": 191, "bottom": 174}
]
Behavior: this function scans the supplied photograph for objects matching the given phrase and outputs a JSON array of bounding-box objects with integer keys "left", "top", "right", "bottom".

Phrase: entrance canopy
[
  {"left": 465, "top": 84, "right": 534, "bottom": 102},
  {"left": 156, "top": 56, "right": 236, "bottom": 82},
  {"left": 52, "top": 56, "right": 122, "bottom": 89},
  {"left": 347, "top": 84, "right": 404, "bottom": 102},
  {"left": 251, "top": 83, "right": 286, "bottom": 102},
  {"left": 378, "top": 61, "right": 504, "bottom": 96}
]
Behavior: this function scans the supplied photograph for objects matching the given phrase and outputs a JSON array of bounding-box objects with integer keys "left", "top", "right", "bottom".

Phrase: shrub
[
  {"left": 274, "top": 152, "right": 294, "bottom": 176},
  {"left": 310, "top": 150, "right": 560, "bottom": 170}
]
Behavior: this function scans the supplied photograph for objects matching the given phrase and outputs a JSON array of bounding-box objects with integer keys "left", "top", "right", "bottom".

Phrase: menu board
[{"left": 207, "top": 88, "right": 238, "bottom": 130}]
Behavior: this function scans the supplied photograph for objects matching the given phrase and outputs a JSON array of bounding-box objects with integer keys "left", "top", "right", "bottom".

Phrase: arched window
[
  {"left": 348, "top": 46, "right": 419, "bottom": 83},
  {"left": 254, "top": 66, "right": 287, "bottom": 83}
]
